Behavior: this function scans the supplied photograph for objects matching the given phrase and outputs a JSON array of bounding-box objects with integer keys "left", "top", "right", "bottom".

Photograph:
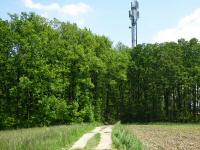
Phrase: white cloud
[
  {"left": 41, "top": 12, "right": 48, "bottom": 18},
  {"left": 22, "top": 0, "right": 92, "bottom": 17},
  {"left": 153, "top": 8, "right": 200, "bottom": 43}
]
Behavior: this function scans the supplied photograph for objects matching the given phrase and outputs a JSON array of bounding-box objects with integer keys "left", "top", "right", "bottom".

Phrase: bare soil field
[{"left": 126, "top": 124, "right": 200, "bottom": 150}]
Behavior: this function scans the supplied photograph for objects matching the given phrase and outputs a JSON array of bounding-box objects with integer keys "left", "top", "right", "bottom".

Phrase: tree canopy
[{"left": 0, "top": 13, "right": 199, "bottom": 129}]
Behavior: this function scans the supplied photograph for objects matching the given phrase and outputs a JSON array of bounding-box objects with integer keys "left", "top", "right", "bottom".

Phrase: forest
[{"left": 0, "top": 13, "right": 200, "bottom": 129}]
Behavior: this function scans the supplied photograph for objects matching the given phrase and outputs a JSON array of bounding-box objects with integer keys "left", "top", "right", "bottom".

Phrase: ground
[
  {"left": 126, "top": 124, "right": 200, "bottom": 150},
  {"left": 1, "top": 123, "right": 200, "bottom": 150},
  {"left": 70, "top": 125, "right": 113, "bottom": 150}
]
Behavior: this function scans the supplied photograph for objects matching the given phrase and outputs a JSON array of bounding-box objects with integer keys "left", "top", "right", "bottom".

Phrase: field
[
  {"left": 125, "top": 124, "right": 200, "bottom": 150},
  {"left": 0, "top": 124, "right": 96, "bottom": 150},
  {"left": 1, "top": 123, "right": 200, "bottom": 150}
]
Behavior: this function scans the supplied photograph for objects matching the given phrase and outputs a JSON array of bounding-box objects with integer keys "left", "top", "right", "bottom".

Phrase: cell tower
[{"left": 129, "top": 0, "right": 139, "bottom": 48}]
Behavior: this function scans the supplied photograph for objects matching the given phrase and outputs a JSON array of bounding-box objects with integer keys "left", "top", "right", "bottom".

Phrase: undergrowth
[{"left": 112, "top": 123, "right": 146, "bottom": 150}]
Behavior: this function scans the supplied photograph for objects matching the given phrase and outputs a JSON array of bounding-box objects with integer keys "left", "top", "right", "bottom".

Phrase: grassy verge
[
  {"left": 112, "top": 123, "right": 146, "bottom": 150},
  {"left": 0, "top": 123, "right": 97, "bottom": 150},
  {"left": 84, "top": 133, "right": 100, "bottom": 150}
]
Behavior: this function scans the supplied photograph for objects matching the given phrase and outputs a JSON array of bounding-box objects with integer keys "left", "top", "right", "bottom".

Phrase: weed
[{"left": 112, "top": 123, "right": 146, "bottom": 150}]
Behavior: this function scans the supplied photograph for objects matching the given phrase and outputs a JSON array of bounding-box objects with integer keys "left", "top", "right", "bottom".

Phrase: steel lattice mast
[{"left": 129, "top": 0, "right": 139, "bottom": 48}]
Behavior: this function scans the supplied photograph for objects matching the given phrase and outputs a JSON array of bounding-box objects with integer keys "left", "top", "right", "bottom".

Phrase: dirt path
[
  {"left": 69, "top": 126, "right": 103, "bottom": 150},
  {"left": 95, "top": 125, "right": 113, "bottom": 150},
  {"left": 69, "top": 125, "right": 113, "bottom": 150}
]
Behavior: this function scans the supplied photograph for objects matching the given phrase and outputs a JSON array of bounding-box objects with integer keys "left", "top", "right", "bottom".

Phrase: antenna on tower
[{"left": 129, "top": 0, "right": 139, "bottom": 48}]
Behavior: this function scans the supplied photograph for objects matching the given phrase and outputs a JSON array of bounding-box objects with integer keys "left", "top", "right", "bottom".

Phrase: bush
[{"left": 5, "top": 117, "right": 16, "bottom": 128}]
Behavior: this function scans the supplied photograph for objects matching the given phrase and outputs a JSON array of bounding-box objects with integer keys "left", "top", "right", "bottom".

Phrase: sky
[{"left": 1, "top": 0, "right": 200, "bottom": 46}]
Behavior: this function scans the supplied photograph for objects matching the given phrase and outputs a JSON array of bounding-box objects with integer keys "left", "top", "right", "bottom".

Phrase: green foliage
[
  {"left": 112, "top": 123, "right": 145, "bottom": 150},
  {"left": 0, "top": 12, "right": 200, "bottom": 129}
]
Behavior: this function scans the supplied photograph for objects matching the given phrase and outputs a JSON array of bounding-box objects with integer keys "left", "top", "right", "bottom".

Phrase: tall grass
[
  {"left": 112, "top": 123, "right": 146, "bottom": 150},
  {"left": 0, "top": 123, "right": 96, "bottom": 150}
]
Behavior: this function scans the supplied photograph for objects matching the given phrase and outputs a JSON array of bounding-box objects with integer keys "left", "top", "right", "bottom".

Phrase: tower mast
[{"left": 129, "top": 0, "right": 139, "bottom": 48}]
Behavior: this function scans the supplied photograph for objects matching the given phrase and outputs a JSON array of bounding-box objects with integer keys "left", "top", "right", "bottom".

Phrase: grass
[
  {"left": 0, "top": 123, "right": 97, "bottom": 150},
  {"left": 84, "top": 133, "right": 100, "bottom": 150},
  {"left": 112, "top": 123, "right": 145, "bottom": 150},
  {"left": 125, "top": 123, "right": 200, "bottom": 150}
]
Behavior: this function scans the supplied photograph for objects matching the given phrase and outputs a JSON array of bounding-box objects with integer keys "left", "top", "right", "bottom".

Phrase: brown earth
[{"left": 126, "top": 124, "right": 200, "bottom": 150}]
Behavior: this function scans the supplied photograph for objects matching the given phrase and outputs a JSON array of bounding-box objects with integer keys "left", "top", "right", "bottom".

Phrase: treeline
[
  {"left": 0, "top": 13, "right": 199, "bottom": 129},
  {"left": 126, "top": 41, "right": 200, "bottom": 122}
]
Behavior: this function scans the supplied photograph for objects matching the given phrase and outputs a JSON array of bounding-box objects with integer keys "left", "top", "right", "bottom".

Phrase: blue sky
[{"left": 1, "top": 0, "right": 200, "bottom": 46}]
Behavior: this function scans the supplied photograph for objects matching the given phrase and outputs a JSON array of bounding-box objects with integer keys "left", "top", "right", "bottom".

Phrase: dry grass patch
[{"left": 126, "top": 124, "right": 200, "bottom": 150}]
